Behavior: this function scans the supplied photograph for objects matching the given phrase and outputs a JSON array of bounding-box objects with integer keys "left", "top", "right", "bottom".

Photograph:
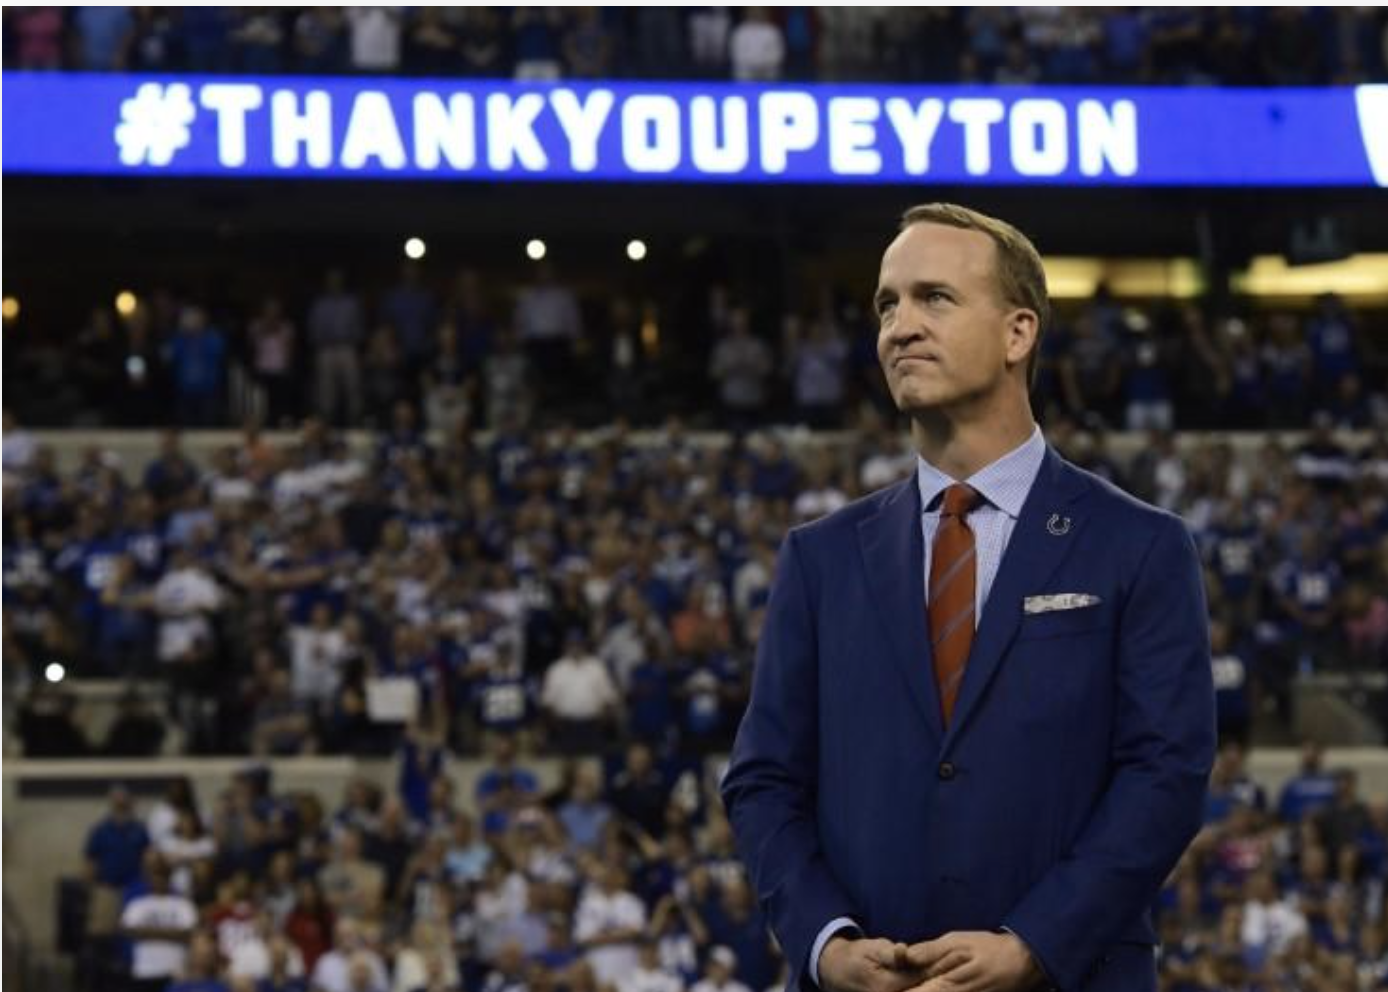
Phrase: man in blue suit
[{"left": 720, "top": 204, "right": 1216, "bottom": 992}]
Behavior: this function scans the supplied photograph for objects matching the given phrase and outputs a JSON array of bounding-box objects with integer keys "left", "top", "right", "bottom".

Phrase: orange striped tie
[{"left": 929, "top": 484, "right": 981, "bottom": 727}]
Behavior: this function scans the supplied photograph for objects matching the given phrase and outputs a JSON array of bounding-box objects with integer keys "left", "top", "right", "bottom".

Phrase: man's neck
[{"left": 909, "top": 401, "right": 1036, "bottom": 480}]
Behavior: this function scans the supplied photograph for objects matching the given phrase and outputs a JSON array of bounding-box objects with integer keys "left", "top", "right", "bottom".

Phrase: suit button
[{"left": 937, "top": 762, "right": 955, "bottom": 780}]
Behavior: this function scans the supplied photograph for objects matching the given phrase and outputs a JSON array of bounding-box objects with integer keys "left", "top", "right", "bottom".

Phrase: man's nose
[{"left": 886, "top": 306, "right": 928, "bottom": 343}]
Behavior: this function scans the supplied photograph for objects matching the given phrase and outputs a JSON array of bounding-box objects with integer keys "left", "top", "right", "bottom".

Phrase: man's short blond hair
[{"left": 898, "top": 203, "right": 1050, "bottom": 388}]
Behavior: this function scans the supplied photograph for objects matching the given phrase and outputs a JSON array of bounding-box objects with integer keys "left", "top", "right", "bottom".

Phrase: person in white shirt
[
  {"left": 2, "top": 408, "right": 36, "bottom": 478},
  {"left": 155, "top": 808, "right": 216, "bottom": 896},
  {"left": 289, "top": 602, "right": 349, "bottom": 707},
  {"left": 540, "top": 630, "right": 621, "bottom": 752},
  {"left": 728, "top": 8, "right": 784, "bottom": 81},
  {"left": 574, "top": 862, "right": 648, "bottom": 987},
  {"left": 152, "top": 547, "right": 222, "bottom": 665},
  {"left": 311, "top": 919, "right": 390, "bottom": 992},
  {"left": 1241, "top": 869, "right": 1308, "bottom": 964},
  {"left": 228, "top": 917, "right": 306, "bottom": 982},
  {"left": 120, "top": 858, "right": 197, "bottom": 989},
  {"left": 346, "top": 7, "right": 402, "bottom": 71},
  {"left": 618, "top": 939, "right": 686, "bottom": 992},
  {"left": 691, "top": 946, "right": 753, "bottom": 992}
]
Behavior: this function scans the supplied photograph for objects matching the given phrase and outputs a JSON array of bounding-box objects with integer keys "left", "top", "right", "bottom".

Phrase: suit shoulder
[{"left": 1068, "top": 461, "right": 1191, "bottom": 542}]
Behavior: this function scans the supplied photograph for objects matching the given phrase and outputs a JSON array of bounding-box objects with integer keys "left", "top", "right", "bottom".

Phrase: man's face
[{"left": 875, "top": 222, "right": 1024, "bottom": 416}]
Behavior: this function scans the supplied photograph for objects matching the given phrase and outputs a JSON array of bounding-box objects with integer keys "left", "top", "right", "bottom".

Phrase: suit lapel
[
  {"left": 942, "top": 447, "right": 1093, "bottom": 750},
  {"left": 857, "top": 475, "right": 944, "bottom": 742}
]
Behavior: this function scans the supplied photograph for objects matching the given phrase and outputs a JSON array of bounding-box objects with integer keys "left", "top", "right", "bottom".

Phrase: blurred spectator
[
  {"left": 284, "top": 878, "right": 336, "bottom": 975},
  {"left": 688, "top": 7, "right": 732, "bottom": 77},
  {"left": 158, "top": 805, "right": 217, "bottom": 898},
  {"left": 563, "top": 7, "right": 614, "bottom": 78},
  {"left": 1306, "top": 292, "right": 1362, "bottom": 406},
  {"left": 619, "top": 939, "right": 684, "bottom": 992},
  {"left": 73, "top": 307, "right": 125, "bottom": 422},
  {"left": 251, "top": 668, "right": 315, "bottom": 756},
  {"left": 363, "top": 325, "right": 407, "bottom": 427},
  {"left": 690, "top": 945, "right": 751, "bottom": 992},
  {"left": 1262, "top": 312, "right": 1314, "bottom": 429},
  {"left": 1315, "top": 768, "right": 1372, "bottom": 869},
  {"left": 168, "top": 306, "right": 228, "bottom": 427},
  {"left": 783, "top": 314, "right": 849, "bottom": 429},
  {"left": 511, "top": 8, "right": 563, "bottom": 80},
  {"left": 318, "top": 829, "right": 387, "bottom": 922},
  {"left": 293, "top": 7, "right": 347, "bottom": 73},
  {"left": 347, "top": 7, "right": 403, "bottom": 72},
  {"left": 309, "top": 270, "right": 367, "bottom": 427},
  {"left": 1239, "top": 869, "right": 1307, "bottom": 968},
  {"left": 9, "top": 6, "right": 63, "bottom": 68},
  {"left": 708, "top": 310, "right": 773, "bottom": 433},
  {"left": 1209, "top": 618, "right": 1254, "bottom": 746},
  {"left": 121, "top": 857, "right": 199, "bottom": 992},
  {"left": 1277, "top": 741, "right": 1339, "bottom": 825},
  {"left": 381, "top": 261, "right": 439, "bottom": 387},
  {"left": 403, "top": 7, "right": 458, "bottom": 76},
  {"left": 481, "top": 328, "right": 534, "bottom": 432},
  {"left": 247, "top": 297, "right": 298, "bottom": 429},
  {"left": 993, "top": 38, "right": 1040, "bottom": 85},
  {"left": 574, "top": 862, "right": 647, "bottom": 986},
  {"left": 230, "top": 7, "right": 286, "bottom": 73},
  {"left": 128, "top": 6, "right": 180, "bottom": 72},
  {"left": 728, "top": 8, "right": 783, "bottom": 81},
  {"left": 457, "top": 6, "right": 506, "bottom": 77},
  {"left": 513, "top": 262, "right": 583, "bottom": 412},
  {"left": 182, "top": 8, "right": 230, "bottom": 72},
  {"left": 558, "top": 763, "right": 613, "bottom": 854},
  {"left": 541, "top": 629, "right": 622, "bottom": 753},
  {"left": 311, "top": 918, "right": 389, "bottom": 992}
]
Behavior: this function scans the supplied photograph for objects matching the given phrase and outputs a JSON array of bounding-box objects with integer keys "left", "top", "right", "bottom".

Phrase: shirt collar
[{"left": 915, "top": 425, "right": 1046, "bottom": 521}]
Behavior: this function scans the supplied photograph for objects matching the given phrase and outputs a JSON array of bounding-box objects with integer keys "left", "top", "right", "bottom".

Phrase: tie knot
[{"left": 940, "top": 484, "right": 981, "bottom": 519}]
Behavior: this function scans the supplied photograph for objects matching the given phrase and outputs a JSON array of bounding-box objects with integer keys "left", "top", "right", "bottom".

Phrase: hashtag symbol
[{"left": 114, "top": 83, "right": 197, "bottom": 166}]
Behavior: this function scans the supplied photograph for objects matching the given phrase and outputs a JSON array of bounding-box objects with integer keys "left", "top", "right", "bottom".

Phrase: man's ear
[{"left": 1005, "top": 309, "right": 1040, "bottom": 369}]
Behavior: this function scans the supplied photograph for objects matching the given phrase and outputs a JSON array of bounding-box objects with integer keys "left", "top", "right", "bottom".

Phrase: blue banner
[{"left": 4, "top": 73, "right": 1386, "bottom": 187}]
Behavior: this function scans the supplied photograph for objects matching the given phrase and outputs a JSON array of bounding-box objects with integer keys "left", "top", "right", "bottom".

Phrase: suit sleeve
[
  {"left": 720, "top": 530, "right": 860, "bottom": 991},
  {"left": 1001, "top": 514, "right": 1217, "bottom": 990}
]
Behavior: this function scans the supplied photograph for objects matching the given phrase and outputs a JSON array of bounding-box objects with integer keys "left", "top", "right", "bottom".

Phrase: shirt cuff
[{"left": 809, "top": 917, "right": 862, "bottom": 989}]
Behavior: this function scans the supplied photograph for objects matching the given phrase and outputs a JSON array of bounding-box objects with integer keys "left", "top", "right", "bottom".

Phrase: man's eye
[
  {"left": 926, "top": 292, "right": 950, "bottom": 304},
  {"left": 876, "top": 301, "right": 896, "bottom": 316}
]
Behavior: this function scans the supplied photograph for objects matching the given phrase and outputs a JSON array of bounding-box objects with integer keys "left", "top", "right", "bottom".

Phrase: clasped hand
[{"left": 819, "top": 930, "right": 1045, "bottom": 992}]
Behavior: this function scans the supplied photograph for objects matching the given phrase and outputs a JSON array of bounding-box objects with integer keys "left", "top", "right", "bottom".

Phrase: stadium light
[
  {"left": 2, "top": 296, "right": 18, "bottom": 321},
  {"left": 44, "top": 663, "right": 65, "bottom": 683},
  {"left": 115, "top": 291, "right": 138, "bottom": 316},
  {"left": 626, "top": 239, "right": 648, "bottom": 262},
  {"left": 404, "top": 237, "right": 426, "bottom": 260},
  {"left": 526, "top": 239, "right": 547, "bottom": 261}
]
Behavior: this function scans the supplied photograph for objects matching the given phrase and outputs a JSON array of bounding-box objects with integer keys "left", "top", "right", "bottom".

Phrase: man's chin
[{"left": 892, "top": 388, "right": 948, "bottom": 415}]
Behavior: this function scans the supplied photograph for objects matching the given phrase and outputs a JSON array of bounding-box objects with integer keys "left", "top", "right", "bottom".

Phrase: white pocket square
[{"left": 1023, "top": 593, "right": 1102, "bottom": 615}]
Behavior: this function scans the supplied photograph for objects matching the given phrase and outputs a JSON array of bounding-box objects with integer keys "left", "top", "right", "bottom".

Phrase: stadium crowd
[
  {"left": 4, "top": 264, "right": 1387, "bottom": 992},
  {"left": 5, "top": 399, "right": 1388, "bottom": 758},
  {"left": 5, "top": 7, "right": 1387, "bottom": 86},
  {"left": 59, "top": 735, "right": 1388, "bottom": 992},
  {"left": 5, "top": 316, "right": 1388, "bottom": 992},
  {"left": 7, "top": 262, "right": 1387, "bottom": 436}
]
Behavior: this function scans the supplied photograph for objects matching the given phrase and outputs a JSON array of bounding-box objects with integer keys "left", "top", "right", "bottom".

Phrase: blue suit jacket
[{"left": 721, "top": 446, "right": 1216, "bottom": 992}]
